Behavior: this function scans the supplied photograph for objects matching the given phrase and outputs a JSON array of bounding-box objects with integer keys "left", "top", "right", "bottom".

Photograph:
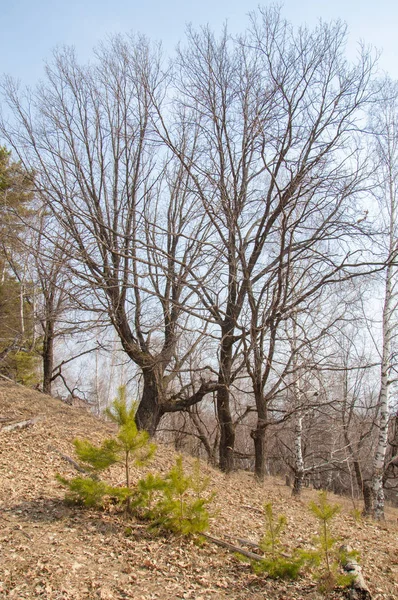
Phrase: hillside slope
[{"left": 0, "top": 381, "right": 397, "bottom": 600}]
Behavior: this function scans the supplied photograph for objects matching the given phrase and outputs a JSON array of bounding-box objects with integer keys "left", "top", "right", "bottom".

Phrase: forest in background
[{"left": 0, "top": 6, "right": 397, "bottom": 521}]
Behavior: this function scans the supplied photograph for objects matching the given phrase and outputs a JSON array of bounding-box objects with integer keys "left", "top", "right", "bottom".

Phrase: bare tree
[
  {"left": 1, "top": 12, "right": 384, "bottom": 488},
  {"left": 29, "top": 214, "right": 76, "bottom": 394},
  {"left": 1, "top": 36, "right": 219, "bottom": 433},
  {"left": 156, "top": 8, "right": 376, "bottom": 472},
  {"left": 366, "top": 77, "right": 398, "bottom": 519}
]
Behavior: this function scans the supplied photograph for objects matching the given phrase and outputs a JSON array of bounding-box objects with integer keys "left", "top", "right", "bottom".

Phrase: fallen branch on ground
[
  {"left": 1, "top": 417, "right": 41, "bottom": 433},
  {"left": 224, "top": 534, "right": 261, "bottom": 550},
  {"left": 340, "top": 545, "right": 371, "bottom": 599},
  {"left": 240, "top": 504, "right": 264, "bottom": 515},
  {"left": 48, "top": 445, "right": 98, "bottom": 479},
  {"left": 202, "top": 533, "right": 263, "bottom": 562}
]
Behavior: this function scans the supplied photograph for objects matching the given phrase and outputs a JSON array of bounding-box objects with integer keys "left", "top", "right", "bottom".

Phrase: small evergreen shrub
[
  {"left": 57, "top": 390, "right": 214, "bottom": 537},
  {"left": 251, "top": 503, "right": 305, "bottom": 580},
  {"left": 305, "top": 491, "right": 358, "bottom": 592},
  {"left": 133, "top": 457, "right": 214, "bottom": 536},
  {"left": 131, "top": 472, "right": 168, "bottom": 518},
  {"left": 57, "top": 386, "right": 156, "bottom": 509},
  {"left": 56, "top": 475, "right": 110, "bottom": 508}
]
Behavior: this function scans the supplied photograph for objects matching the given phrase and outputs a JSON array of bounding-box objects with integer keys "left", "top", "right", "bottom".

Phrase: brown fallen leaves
[{"left": 0, "top": 380, "right": 397, "bottom": 600}]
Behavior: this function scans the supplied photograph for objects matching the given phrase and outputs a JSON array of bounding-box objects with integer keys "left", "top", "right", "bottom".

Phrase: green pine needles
[
  {"left": 57, "top": 393, "right": 358, "bottom": 582},
  {"left": 247, "top": 494, "right": 360, "bottom": 590},
  {"left": 306, "top": 491, "right": 358, "bottom": 592},
  {"left": 132, "top": 457, "right": 214, "bottom": 535},
  {"left": 153, "top": 456, "right": 213, "bottom": 535},
  {"left": 252, "top": 503, "right": 305, "bottom": 580},
  {"left": 56, "top": 475, "right": 110, "bottom": 508},
  {"left": 57, "top": 386, "right": 156, "bottom": 509},
  {"left": 57, "top": 387, "right": 213, "bottom": 537}
]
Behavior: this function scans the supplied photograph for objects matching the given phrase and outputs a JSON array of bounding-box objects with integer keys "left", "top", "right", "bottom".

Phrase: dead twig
[
  {"left": 202, "top": 533, "right": 263, "bottom": 562},
  {"left": 224, "top": 534, "right": 261, "bottom": 550},
  {"left": 1, "top": 417, "right": 41, "bottom": 433},
  {"left": 48, "top": 445, "right": 97, "bottom": 479}
]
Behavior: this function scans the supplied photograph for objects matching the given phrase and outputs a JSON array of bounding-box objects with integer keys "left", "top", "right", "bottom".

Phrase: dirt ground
[{"left": 1, "top": 380, "right": 397, "bottom": 600}]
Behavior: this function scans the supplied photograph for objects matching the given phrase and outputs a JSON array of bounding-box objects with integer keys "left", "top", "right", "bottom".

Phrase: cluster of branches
[{"left": 1, "top": 7, "right": 397, "bottom": 520}]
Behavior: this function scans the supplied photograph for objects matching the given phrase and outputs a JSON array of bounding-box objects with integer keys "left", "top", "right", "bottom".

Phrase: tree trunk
[
  {"left": 371, "top": 351, "right": 390, "bottom": 519},
  {"left": 252, "top": 414, "right": 267, "bottom": 481},
  {"left": 371, "top": 258, "right": 393, "bottom": 520},
  {"left": 353, "top": 459, "right": 364, "bottom": 498},
  {"left": 362, "top": 481, "right": 374, "bottom": 517},
  {"left": 217, "top": 324, "right": 236, "bottom": 473},
  {"left": 292, "top": 414, "right": 305, "bottom": 497},
  {"left": 252, "top": 430, "right": 266, "bottom": 482},
  {"left": 217, "top": 385, "right": 235, "bottom": 473},
  {"left": 291, "top": 314, "right": 305, "bottom": 498},
  {"left": 135, "top": 367, "right": 165, "bottom": 436},
  {"left": 189, "top": 409, "right": 218, "bottom": 467},
  {"left": 42, "top": 321, "right": 54, "bottom": 394}
]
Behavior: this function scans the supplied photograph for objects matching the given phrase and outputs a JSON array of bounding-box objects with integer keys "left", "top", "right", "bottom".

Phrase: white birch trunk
[
  {"left": 371, "top": 145, "right": 396, "bottom": 519},
  {"left": 369, "top": 85, "right": 398, "bottom": 519},
  {"left": 371, "top": 255, "right": 393, "bottom": 519},
  {"left": 292, "top": 411, "right": 305, "bottom": 496}
]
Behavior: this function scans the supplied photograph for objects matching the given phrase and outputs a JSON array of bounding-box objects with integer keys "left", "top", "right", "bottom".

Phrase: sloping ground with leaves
[{"left": 0, "top": 380, "right": 397, "bottom": 600}]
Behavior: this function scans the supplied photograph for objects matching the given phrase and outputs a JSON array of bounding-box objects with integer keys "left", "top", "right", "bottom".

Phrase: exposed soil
[{"left": 1, "top": 380, "right": 397, "bottom": 600}]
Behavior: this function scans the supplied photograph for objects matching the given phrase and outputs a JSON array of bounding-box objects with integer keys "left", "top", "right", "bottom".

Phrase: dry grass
[{"left": 1, "top": 380, "right": 397, "bottom": 600}]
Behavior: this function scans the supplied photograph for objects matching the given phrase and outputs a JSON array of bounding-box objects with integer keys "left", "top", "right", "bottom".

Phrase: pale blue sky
[{"left": 1, "top": 0, "right": 397, "bottom": 85}]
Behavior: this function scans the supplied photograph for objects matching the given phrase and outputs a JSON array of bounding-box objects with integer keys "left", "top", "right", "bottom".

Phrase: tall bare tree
[
  {"left": 366, "top": 77, "right": 398, "bottom": 519},
  {"left": 156, "top": 8, "right": 376, "bottom": 471},
  {"left": 1, "top": 36, "right": 218, "bottom": 432}
]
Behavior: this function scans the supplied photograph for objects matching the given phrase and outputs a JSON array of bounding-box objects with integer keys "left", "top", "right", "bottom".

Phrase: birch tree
[{"left": 367, "top": 78, "right": 398, "bottom": 519}]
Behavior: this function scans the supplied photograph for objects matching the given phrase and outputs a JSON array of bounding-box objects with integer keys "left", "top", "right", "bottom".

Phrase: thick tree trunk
[
  {"left": 252, "top": 410, "right": 267, "bottom": 481},
  {"left": 362, "top": 481, "right": 374, "bottom": 517},
  {"left": 353, "top": 459, "right": 364, "bottom": 498},
  {"left": 372, "top": 472, "right": 386, "bottom": 520},
  {"left": 252, "top": 428, "right": 266, "bottom": 482},
  {"left": 292, "top": 472, "right": 304, "bottom": 496},
  {"left": 217, "top": 385, "right": 235, "bottom": 473},
  {"left": 217, "top": 324, "right": 236, "bottom": 473},
  {"left": 135, "top": 367, "right": 165, "bottom": 436}
]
